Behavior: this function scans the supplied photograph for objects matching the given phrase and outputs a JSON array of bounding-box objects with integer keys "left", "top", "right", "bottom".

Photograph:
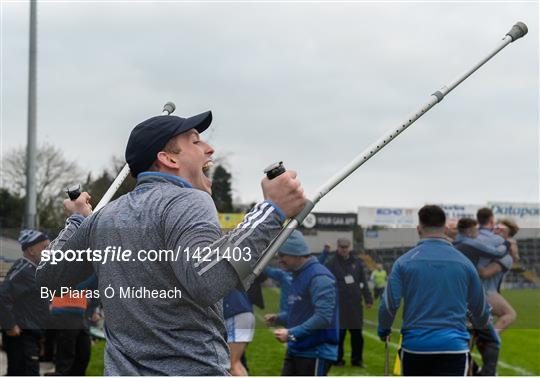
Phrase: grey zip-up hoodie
[{"left": 36, "top": 172, "right": 283, "bottom": 375}]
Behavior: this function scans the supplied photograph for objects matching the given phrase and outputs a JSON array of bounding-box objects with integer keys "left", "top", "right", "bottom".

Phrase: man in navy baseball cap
[
  {"left": 38, "top": 107, "right": 307, "bottom": 375},
  {"left": 125, "top": 110, "right": 212, "bottom": 178}
]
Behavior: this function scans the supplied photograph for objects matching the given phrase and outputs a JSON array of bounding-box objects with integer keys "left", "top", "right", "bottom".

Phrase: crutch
[
  {"left": 244, "top": 22, "right": 528, "bottom": 288},
  {"left": 384, "top": 336, "right": 390, "bottom": 376},
  {"left": 66, "top": 102, "right": 176, "bottom": 207}
]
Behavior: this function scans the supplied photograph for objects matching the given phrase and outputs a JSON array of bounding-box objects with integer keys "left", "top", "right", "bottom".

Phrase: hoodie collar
[
  {"left": 22, "top": 256, "right": 37, "bottom": 267},
  {"left": 136, "top": 171, "right": 193, "bottom": 189},
  {"left": 417, "top": 237, "right": 453, "bottom": 246},
  {"left": 479, "top": 227, "right": 494, "bottom": 236},
  {"left": 293, "top": 256, "right": 318, "bottom": 275}
]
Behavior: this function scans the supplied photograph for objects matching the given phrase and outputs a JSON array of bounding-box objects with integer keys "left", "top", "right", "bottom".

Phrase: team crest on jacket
[{"left": 287, "top": 294, "right": 302, "bottom": 306}]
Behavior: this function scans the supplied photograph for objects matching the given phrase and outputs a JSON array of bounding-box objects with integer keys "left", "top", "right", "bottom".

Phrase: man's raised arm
[{"left": 165, "top": 171, "right": 305, "bottom": 308}]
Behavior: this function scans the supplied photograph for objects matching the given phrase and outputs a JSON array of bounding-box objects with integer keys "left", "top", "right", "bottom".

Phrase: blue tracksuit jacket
[
  {"left": 378, "top": 238, "right": 490, "bottom": 353},
  {"left": 276, "top": 257, "right": 339, "bottom": 361},
  {"left": 265, "top": 251, "right": 329, "bottom": 315}
]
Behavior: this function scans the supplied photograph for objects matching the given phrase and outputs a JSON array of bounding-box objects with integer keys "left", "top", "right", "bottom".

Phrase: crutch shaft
[{"left": 246, "top": 22, "right": 527, "bottom": 287}]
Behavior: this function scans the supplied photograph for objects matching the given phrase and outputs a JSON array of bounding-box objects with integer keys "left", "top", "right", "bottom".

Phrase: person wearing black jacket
[
  {"left": 0, "top": 230, "right": 50, "bottom": 376},
  {"left": 325, "top": 238, "right": 373, "bottom": 368}
]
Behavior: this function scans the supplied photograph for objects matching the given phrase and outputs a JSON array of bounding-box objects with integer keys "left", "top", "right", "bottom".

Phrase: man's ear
[
  {"left": 156, "top": 152, "right": 178, "bottom": 169},
  {"left": 416, "top": 225, "right": 422, "bottom": 237},
  {"left": 27, "top": 245, "right": 38, "bottom": 260}
]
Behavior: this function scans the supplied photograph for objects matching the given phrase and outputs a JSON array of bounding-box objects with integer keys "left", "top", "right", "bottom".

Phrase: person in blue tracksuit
[
  {"left": 378, "top": 205, "right": 490, "bottom": 376},
  {"left": 457, "top": 209, "right": 518, "bottom": 376},
  {"left": 453, "top": 218, "right": 509, "bottom": 266},
  {"left": 475, "top": 208, "right": 515, "bottom": 294},
  {"left": 264, "top": 231, "right": 339, "bottom": 376},
  {"left": 485, "top": 218, "right": 519, "bottom": 331}
]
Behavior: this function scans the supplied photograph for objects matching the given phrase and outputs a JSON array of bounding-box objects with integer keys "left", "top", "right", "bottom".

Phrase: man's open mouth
[{"left": 202, "top": 161, "right": 213, "bottom": 177}]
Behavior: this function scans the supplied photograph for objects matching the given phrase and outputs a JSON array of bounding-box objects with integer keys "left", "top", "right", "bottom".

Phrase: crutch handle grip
[
  {"left": 66, "top": 185, "right": 81, "bottom": 201},
  {"left": 264, "top": 161, "right": 286, "bottom": 180}
]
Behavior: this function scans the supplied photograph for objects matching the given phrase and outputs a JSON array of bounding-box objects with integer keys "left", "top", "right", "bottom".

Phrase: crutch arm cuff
[{"left": 227, "top": 257, "right": 254, "bottom": 284}]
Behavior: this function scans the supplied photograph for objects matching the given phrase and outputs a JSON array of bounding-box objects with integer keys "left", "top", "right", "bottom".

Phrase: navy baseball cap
[{"left": 125, "top": 111, "right": 212, "bottom": 177}]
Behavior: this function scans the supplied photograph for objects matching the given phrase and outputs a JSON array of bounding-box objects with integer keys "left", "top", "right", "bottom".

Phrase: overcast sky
[{"left": 2, "top": 1, "right": 538, "bottom": 212}]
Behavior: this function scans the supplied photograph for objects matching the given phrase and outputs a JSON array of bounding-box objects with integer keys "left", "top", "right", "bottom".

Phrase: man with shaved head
[{"left": 378, "top": 205, "right": 490, "bottom": 376}]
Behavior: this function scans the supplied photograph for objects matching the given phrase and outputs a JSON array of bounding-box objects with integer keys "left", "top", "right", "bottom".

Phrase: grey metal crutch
[
  {"left": 384, "top": 336, "right": 390, "bottom": 376},
  {"left": 244, "top": 22, "right": 528, "bottom": 288}
]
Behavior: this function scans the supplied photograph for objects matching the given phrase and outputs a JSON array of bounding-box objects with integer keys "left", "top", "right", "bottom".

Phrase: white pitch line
[
  {"left": 363, "top": 319, "right": 535, "bottom": 375},
  {"left": 263, "top": 289, "right": 535, "bottom": 375},
  {"left": 363, "top": 328, "right": 400, "bottom": 349},
  {"left": 257, "top": 313, "right": 534, "bottom": 375}
]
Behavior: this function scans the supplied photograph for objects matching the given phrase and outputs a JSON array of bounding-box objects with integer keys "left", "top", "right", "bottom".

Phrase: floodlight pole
[{"left": 24, "top": 0, "right": 38, "bottom": 228}]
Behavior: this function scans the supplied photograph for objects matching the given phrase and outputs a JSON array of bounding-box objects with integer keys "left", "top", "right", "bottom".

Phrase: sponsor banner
[
  {"left": 437, "top": 204, "right": 483, "bottom": 221},
  {"left": 363, "top": 228, "right": 419, "bottom": 249},
  {"left": 359, "top": 203, "right": 504, "bottom": 227},
  {"left": 301, "top": 212, "right": 357, "bottom": 230},
  {"left": 357, "top": 207, "right": 417, "bottom": 228},
  {"left": 218, "top": 213, "right": 245, "bottom": 229},
  {"left": 488, "top": 202, "right": 540, "bottom": 228}
]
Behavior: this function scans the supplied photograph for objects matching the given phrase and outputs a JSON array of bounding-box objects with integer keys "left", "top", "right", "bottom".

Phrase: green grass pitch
[{"left": 86, "top": 287, "right": 540, "bottom": 376}]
